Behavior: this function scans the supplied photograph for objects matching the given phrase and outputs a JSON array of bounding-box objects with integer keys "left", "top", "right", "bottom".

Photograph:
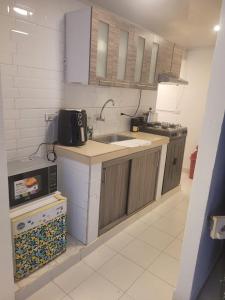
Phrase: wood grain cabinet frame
[
  {"left": 127, "top": 147, "right": 161, "bottom": 215},
  {"left": 66, "top": 6, "right": 185, "bottom": 89},
  {"left": 89, "top": 7, "right": 117, "bottom": 85},
  {"left": 99, "top": 147, "right": 161, "bottom": 235},
  {"left": 171, "top": 45, "right": 185, "bottom": 77},
  {"left": 155, "top": 36, "right": 174, "bottom": 79},
  {"left": 155, "top": 36, "right": 185, "bottom": 80},
  {"left": 112, "top": 19, "right": 136, "bottom": 88},
  {"left": 99, "top": 156, "right": 130, "bottom": 235},
  {"left": 132, "top": 29, "right": 157, "bottom": 90}
]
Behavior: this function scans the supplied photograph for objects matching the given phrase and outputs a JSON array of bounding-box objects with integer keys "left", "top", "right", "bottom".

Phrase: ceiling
[{"left": 89, "top": 0, "right": 222, "bottom": 48}]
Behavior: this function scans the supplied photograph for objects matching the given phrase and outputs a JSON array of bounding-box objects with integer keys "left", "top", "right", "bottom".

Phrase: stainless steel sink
[{"left": 93, "top": 134, "right": 135, "bottom": 144}]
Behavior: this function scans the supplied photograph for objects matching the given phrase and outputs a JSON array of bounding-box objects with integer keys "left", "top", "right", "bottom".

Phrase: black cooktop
[{"left": 141, "top": 122, "right": 188, "bottom": 138}]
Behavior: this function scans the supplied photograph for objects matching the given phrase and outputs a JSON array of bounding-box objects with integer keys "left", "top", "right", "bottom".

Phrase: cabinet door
[
  {"left": 132, "top": 30, "right": 157, "bottom": 90},
  {"left": 148, "top": 42, "right": 159, "bottom": 86},
  {"left": 171, "top": 45, "right": 184, "bottom": 78},
  {"left": 113, "top": 20, "right": 136, "bottom": 87},
  {"left": 89, "top": 7, "right": 117, "bottom": 85},
  {"left": 162, "top": 137, "right": 186, "bottom": 194},
  {"left": 155, "top": 36, "right": 174, "bottom": 80},
  {"left": 99, "top": 158, "right": 130, "bottom": 234},
  {"left": 128, "top": 148, "right": 161, "bottom": 215}
]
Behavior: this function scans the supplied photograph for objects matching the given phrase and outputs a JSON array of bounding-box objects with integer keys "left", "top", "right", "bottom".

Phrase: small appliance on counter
[
  {"left": 10, "top": 192, "right": 67, "bottom": 280},
  {"left": 8, "top": 158, "right": 57, "bottom": 208},
  {"left": 130, "top": 117, "right": 145, "bottom": 132},
  {"left": 58, "top": 109, "right": 87, "bottom": 146},
  {"left": 130, "top": 118, "right": 188, "bottom": 194}
]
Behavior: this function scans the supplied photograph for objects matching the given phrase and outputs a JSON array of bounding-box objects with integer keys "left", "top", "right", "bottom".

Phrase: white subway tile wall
[
  {"left": 65, "top": 85, "right": 157, "bottom": 137},
  {"left": 0, "top": 0, "right": 157, "bottom": 161}
]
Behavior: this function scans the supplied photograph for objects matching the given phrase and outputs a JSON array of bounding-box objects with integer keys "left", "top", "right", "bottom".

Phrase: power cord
[
  {"left": 29, "top": 142, "right": 57, "bottom": 162},
  {"left": 121, "top": 89, "right": 142, "bottom": 117}
]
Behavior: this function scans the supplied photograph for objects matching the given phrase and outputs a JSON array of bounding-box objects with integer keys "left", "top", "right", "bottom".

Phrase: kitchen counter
[{"left": 56, "top": 131, "right": 169, "bottom": 164}]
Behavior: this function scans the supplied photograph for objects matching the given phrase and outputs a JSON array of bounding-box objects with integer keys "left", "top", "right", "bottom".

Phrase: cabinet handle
[
  {"left": 173, "top": 158, "right": 177, "bottom": 165},
  {"left": 99, "top": 79, "right": 112, "bottom": 86}
]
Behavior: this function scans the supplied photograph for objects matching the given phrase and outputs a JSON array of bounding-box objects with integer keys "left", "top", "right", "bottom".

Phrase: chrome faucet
[{"left": 96, "top": 99, "right": 115, "bottom": 121}]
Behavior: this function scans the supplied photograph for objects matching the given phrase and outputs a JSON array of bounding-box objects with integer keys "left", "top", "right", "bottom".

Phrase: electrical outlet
[{"left": 45, "top": 112, "right": 58, "bottom": 122}]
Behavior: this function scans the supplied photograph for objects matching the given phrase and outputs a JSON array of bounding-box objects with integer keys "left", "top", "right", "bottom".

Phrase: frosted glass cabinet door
[
  {"left": 149, "top": 43, "right": 159, "bottom": 84},
  {"left": 117, "top": 31, "right": 129, "bottom": 81},
  {"left": 134, "top": 37, "right": 145, "bottom": 82},
  {"left": 96, "top": 21, "right": 109, "bottom": 78}
]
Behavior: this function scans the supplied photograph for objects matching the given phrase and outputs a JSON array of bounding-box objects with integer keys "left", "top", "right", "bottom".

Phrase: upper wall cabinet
[
  {"left": 65, "top": 7, "right": 116, "bottom": 85},
  {"left": 89, "top": 7, "right": 117, "bottom": 85},
  {"left": 171, "top": 45, "right": 184, "bottom": 77},
  {"left": 132, "top": 29, "right": 159, "bottom": 89},
  {"left": 112, "top": 19, "right": 136, "bottom": 87},
  {"left": 65, "top": 6, "right": 184, "bottom": 89},
  {"left": 155, "top": 36, "right": 174, "bottom": 79},
  {"left": 155, "top": 37, "right": 184, "bottom": 81}
]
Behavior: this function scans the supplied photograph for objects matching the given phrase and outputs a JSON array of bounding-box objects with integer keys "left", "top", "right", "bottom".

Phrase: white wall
[
  {"left": 64, "top": 85, "right": 157, "bottom": 136},
  {"left": 0, "top": 0, "right": 157, "bottom": 161},
  {"left": 174, "top": 1, "right": 225, "bottom": 299},
  {"left": 0, "top": 71, "right": 15, "bottom": 300},
  {"left": 156, "top": 47, "right": 214, "bottom": 169},
  {"left": 0, "top": 0, "right": 86, "bottom": 161}
]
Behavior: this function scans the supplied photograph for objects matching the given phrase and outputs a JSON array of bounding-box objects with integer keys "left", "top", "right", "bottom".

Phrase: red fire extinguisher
[{"left": 189, "top": 146, "right": 198, "bottom": 179}]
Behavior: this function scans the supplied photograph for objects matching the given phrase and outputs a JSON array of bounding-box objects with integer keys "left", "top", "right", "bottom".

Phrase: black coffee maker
[{"left": 58, "top": 109, "right": 87, "bottom": 146}]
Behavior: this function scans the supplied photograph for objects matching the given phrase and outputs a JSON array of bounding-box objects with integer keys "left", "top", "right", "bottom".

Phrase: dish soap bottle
[{"left": 147, "top": 107, "right": 152, "bottom": 124}]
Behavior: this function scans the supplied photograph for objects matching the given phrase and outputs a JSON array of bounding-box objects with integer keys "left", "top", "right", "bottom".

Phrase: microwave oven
[{"left": 8, "top": 158, "right": 57, "bottom": 208}]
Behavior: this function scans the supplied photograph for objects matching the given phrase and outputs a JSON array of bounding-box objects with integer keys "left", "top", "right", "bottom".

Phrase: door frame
[{"left": 0, "top": 69, "right": 15, "bottom": 299}]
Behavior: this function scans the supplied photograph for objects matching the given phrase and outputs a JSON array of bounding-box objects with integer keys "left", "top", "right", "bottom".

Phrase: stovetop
[{"left": 141, "top": 122, "right": 188, "bottom": 138}]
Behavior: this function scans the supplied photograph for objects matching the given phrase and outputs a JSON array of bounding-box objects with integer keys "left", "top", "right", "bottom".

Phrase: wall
[
  {"left": 0, "top": 0, "right": 157, "bottom": 161},
  {"left": 156, "top": 47, "right": 214, "bottom": 169},
  {"left": 174, "top": 1, "right": 225, "bottom": 298},
  {"left": 0, "top": 0, "right": 86, "bottom": 161},
  {"left": 0, "top": 72, "right": 15, "bottom": 299},
  {"left": 64, "top": 85, "right": 157, "bottom": 136}
]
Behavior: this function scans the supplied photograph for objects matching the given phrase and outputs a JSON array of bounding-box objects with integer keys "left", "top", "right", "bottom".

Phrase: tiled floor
[{"left": 25, "top": 174, "right": 192, "bottom": 300}]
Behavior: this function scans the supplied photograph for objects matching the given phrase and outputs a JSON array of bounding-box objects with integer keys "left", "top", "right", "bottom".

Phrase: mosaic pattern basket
[{"left": 14, "top": 215, "right": 67, "bottom": 280}]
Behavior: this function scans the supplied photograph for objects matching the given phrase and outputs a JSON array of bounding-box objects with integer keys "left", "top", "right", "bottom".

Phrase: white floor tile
[
  {"left": 62, "top": 296, "right": 73, "bottom": 300},
  {"left": 176, "top": 201, "right": 189, "bottom": 213},
  {"left": 69, "top": 272, "right": 123, "bottom": 300},
  {"left": 14, "top": 283, "right": 20, "bottom": 292},
  {"left": 53, "top": 261, "right": 93, "bottom": 293},
  {"left": 84, "top": 245, "right": 116, "bottom": 270},
  {"left": 164, "top": 239, "right": 183, "bottom": 260},
  {"left": 152, "top": 216, "right": 184, "bottom": 237},
  {"left": 106, "top": 231, "right": 134, "bottom": 252},
  {"left": 152, "top": 203, "right": 174, "bottom": 216},
  {"left": 148, "top": 253, "right": 180, "bottom": 287},
  {"left": 98, "top": 254, "right": 144, "bottom": 291},
  {"left": 138, "top": 226, "right": 174, "bottom": 250},
  {"left": 26, "top": 282, "right": 66, "bottom": 300},
  {"left": 177, "top": 230, "right": 184, "bottom": 241},
  {"left": 164, "top": 209, "right": 187, "bottom": 225},
  {"left": 127, "top": 271, "right": 174, "bottom": 300},
  {"left": 124, "top": 220, "right": 148, "bottom": 237},
  {"left": 119, "top": 294, "right": 134, "bottom": 300},
  {"left": 138, "top": 210, "right": 162, "bottom": 226},
  {"left": 120, "top": 239, "right": 160, "bottom": 268}
]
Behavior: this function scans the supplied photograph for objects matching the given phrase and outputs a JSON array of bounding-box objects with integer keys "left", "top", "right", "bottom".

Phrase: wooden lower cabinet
[
  {"left": 99, "top": 157, "right": 130, "bottom": 234},
  {"left": 99, "top": 147, "right": 161, "bottom": 234},
  {"left": 127, "top": 148, "right": 161, "bottom": 215},
  {"left": 162, "top": 137, "right": 186, "bottom": 194}
]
